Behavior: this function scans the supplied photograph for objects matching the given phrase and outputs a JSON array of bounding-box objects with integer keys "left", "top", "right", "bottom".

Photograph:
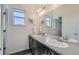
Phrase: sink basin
[
  {"left": 59, "top": 37, "right": 78, "bottom": 42},
  {"left": 67, "top": 38, "right": 78, "bottom": 42},
  {"left": 33, "top": 35, "right": 42, "bottom": 37},
  {"left": 46, "top": 39, "right": 69, "bottom": 48}
]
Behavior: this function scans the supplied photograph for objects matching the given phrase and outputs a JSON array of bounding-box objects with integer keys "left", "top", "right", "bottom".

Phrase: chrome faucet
[
  {"left": 63, "top": 35, "right": 69, "bottom": 40},
  {"left": 56, "top": 36, "right": 63, "bottom": 42}
]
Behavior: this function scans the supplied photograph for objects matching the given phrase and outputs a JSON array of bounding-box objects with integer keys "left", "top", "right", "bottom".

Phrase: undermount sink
[
  {"left": 67, "top": 38, "right": 78, "bottom": 42},
  {"left": 59, "top": 37, "right": 78, "bottom": 42},
  {"left": 33, "top": 35, "right": 42, "bottom": 37},
  {"left": 46, "top": 39, "right": 69, "bottom": 48},
  {"left": 33, "top": 34, "right": 49, "bottom": 38}
]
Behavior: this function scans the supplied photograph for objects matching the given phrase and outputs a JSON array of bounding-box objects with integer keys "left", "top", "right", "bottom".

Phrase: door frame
[
  {"left": 1, "top": 4, "right": 8, "bottom": 55},
  {"left": 0, "top": 4, "right": 3, "bottom": 55}
]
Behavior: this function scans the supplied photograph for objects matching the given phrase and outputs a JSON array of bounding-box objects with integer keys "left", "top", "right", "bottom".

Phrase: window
[
  {"left": 45, "top": 17, "right": 52, "bottom": 27},
  {"left": 13, "top": 9, "right": 25, "bottom": 25}
]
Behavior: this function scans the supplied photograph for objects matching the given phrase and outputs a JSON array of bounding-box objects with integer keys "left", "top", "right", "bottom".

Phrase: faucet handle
[
  {"left": 56, "top": 37, "right": 63, "bottom": 42},
  {"left": 64, "top": 35, "right": 69, "bottom": 40}
]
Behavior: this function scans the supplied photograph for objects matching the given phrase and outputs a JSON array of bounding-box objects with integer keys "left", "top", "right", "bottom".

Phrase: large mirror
[{"left": 40, "top": 15, "right": 62, "bottom": 36}]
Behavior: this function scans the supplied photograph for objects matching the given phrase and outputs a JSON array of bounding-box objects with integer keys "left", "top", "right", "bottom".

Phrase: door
[
  {"left": 2, "top": 5, "right": 8, "bottom": 55},
  {"left": 0, "top": 4, "right": 8, "bottom": 55},
  {"left": 0, "top": 5, "right": 3, "bottom": 55}
]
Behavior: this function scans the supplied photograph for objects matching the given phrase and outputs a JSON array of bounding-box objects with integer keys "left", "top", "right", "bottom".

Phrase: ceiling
[
  {"left": 24, "top": 4, "right": 63, "bottom": 16},
  {"left": 16, "top": 4, "right": 53, "bottom": 17}
]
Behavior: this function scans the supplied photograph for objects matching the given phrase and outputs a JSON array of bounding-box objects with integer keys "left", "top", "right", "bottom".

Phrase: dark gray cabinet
[
  {"left": 29, "top": 35, "right": 46, "bottom": 55},
  {"left": 29, "top": 35, "right": 60, "bottom": 55}
]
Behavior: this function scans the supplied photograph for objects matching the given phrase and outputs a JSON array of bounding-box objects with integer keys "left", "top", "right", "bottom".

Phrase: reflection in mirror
[
  {"left": 55, "top": 17, "right": 62, "bottom": 36},
  {"left": 44, "top": 16, "right": 52, "bottom": 28},
  {"left": 40, "top": 16, "right": 62, "bottom": 36}
]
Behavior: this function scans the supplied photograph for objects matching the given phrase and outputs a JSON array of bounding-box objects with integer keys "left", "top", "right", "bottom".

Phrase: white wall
[
  {"left": 6, "top": 4, "right": 34, "bottom": 54},
  {"left": 53, "top": 4, "right": 79, "bottom": 39}
]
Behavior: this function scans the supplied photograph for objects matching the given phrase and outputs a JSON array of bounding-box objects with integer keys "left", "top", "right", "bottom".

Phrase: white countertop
[{"left": 30, "top": 35, "right": 79, "bottom": 55}]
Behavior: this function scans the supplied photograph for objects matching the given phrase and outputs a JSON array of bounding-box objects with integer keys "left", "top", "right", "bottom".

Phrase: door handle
[
  {"left": 0, "top": 48, "right": 1, "bottom": 50},
  {"left": 74, "top": 33, "right": 77, "bottom": 36},
  {"left": 3, "top": 30, "right": 6, "bottom": 32}
]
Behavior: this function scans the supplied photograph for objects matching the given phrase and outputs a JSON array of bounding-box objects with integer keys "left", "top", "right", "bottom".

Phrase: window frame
[{"left": 13, "top": 8, "right": 26, "bottom": 26}]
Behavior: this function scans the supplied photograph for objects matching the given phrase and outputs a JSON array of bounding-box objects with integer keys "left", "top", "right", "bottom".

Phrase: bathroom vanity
[
  {"left": 29, "top": 35, "right": 60, "bottom": 55},
  {"left": 29, "top": 35, "right": 79, "bottom": 55}
]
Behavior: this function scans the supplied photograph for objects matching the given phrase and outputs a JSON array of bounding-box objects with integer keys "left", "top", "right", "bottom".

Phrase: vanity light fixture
[
  {"left": 37, "top": 5, "right": 46, "bottom": 16},
  {"left": 38, "top": 9, "right": 46, "bottom": 16},
  {"left": 37, "top": 8, "right": 42, "bottom": 13}
]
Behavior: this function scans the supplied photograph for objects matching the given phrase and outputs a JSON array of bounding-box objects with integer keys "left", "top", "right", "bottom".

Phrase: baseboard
[{"left": 10, "top": 49, "right": 31, "bottom": 55}]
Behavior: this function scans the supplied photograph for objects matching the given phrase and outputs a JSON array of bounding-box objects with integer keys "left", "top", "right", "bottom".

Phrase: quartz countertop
[{"left": 30, "top": 35, "right": 79, "bottom": 55}]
